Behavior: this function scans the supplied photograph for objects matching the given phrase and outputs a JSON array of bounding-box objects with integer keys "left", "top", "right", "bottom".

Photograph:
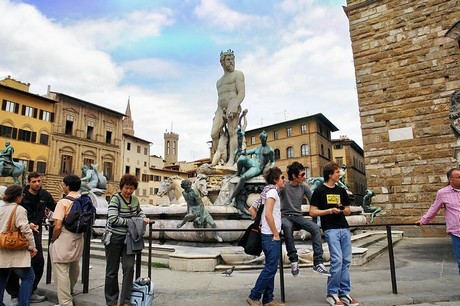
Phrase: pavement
[{"left": 2, "top": 237, "right": 460, "bottom": 306}]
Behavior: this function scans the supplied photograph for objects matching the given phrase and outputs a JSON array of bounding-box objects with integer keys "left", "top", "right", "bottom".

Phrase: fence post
[
  {"left": 81, "top": 227, "right": 91, "bottom": 294},
  {"left": 46, "top": 223, "right": 53, "bottom": 284},
  {"left": 279, "top": 236, "right": 285, "bottom": 303},
  {"left": 386, "top": 225, "right": 398, "bottom": 294}
]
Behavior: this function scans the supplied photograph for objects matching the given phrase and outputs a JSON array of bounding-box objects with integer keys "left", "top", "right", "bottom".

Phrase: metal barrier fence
[{"left": 45, "top": 222, "right": 447, "bottom": 302}]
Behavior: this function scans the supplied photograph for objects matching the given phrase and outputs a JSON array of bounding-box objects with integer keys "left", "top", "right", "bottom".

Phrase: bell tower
[{"left": 164, "top": 129, "right": 179, "bottom": 166}]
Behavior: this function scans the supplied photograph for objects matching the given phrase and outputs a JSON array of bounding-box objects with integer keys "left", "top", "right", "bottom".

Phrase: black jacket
[{"left": 21, "top": 186, "right": 56, "bottom": 226}]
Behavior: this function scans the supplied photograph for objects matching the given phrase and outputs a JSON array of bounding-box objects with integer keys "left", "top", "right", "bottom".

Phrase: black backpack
[{"left": 63, "top": 194, "right": 96, "bottom": 233}]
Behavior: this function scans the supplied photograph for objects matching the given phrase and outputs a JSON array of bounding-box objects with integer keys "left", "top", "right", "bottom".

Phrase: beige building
[
  {"left": 332, "top": 136, "right": 366, "bottom": 195},
  {"left": 344, "top": 0, "right": 460, "bottom": 230},
  {"left": 44, "top": 91, "right": 124, "bottom": 198},
  {"left": 244, "top": 113, "right": 339, "bottom": 178},
  {"left": 0, "top": 77, "right": 55, "bottom": 185}
]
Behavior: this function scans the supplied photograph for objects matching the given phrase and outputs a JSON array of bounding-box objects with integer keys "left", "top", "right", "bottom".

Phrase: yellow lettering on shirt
[{"left": 326, "top": 194, "right": 341, "bottom": 206}]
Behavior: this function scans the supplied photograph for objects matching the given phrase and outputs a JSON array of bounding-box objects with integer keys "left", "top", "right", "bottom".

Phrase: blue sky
[{"left": 1, "top": 0, "right": 360, "bottom": 161}]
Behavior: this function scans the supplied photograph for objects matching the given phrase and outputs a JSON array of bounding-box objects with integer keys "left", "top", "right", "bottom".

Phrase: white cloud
[
  {"left": 68, "top": 9, "right": 175, "bottom": 50},
  {"left": 194, "top": 0, "right": 270, "bottom": 31}
]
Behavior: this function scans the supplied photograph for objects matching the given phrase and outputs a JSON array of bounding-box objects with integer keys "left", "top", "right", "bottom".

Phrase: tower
[
  {"left": 122, "top": 98, "right": 134, "bottom": 136},
  {"left": 164, "top": 130, "right": 179, "bottom": 166}
]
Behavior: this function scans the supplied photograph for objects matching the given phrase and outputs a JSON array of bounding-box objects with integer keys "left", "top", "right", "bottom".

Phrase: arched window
[
  {"left": 301, "top": 144, "right": 309, "bottom": 156},
  {"left": 167, "top": 141, "right": 170, "bottom": 154},
  {"left": 274, "top": 149, "right": 280, "bottom": 160},
  {"left": 287, "top": 147, "right": 294, "bottom": 159}
]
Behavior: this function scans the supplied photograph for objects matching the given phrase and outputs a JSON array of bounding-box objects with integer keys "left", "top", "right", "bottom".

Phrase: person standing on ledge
[
  {"left": 416, "top": 167, "right": 460, "bottom": 274},
  {"left": 211, "top": 49, "right": 245, "bottom": 167}
]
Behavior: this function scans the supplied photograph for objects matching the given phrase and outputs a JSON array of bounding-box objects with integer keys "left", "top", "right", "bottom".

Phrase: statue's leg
[
  {"left": 225, "top": 117, "right": 239, "bottom": 166},
  {"left": 176, "top": 213, "right": 197, "bottom": 228},
  {"left": 211, "top": 109, "right": 225, "bottom": 153}
]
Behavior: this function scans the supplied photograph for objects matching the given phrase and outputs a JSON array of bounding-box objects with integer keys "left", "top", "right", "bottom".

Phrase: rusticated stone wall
[{"left": 345, "top": 0, "right": 460, "bottom": 235}]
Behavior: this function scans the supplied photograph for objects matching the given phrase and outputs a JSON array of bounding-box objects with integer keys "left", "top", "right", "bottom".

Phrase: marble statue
[
  {"left": 80, "top": 164, "right": 107, "bottom": 195},
  {"left": 177, "top": 180, "right": 223, "bottom": 242},
  {"left": 210, "top": 49, "right": 245, "bottom": 167},
  {"left": 337, "top": 164, "right": 349, "bottom": 190},
  {"left": 362, "top": 189, "right": 381, "bottom": 223},
  {"left": 450, "top": 90, "right": 460, "bottom": 136},
  {"left": 0, "top": 141, "right": 25, "bottom": 186},
  {"left": 225, "top": 130, "right": 275, "bottom": 205},
  {"left": 157, "top": 176, "right": 185, "bottom": 205}
]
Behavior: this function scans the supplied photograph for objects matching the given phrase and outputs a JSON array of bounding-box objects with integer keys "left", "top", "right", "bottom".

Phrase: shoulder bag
[
  {"left": 238, "top": 204, "right": 264, "bottom": 256},
  {"left": 0, "top": 205, "right": 29, "bottom": 250}
]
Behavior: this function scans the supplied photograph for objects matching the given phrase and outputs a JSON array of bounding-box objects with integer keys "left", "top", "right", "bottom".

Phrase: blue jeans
[
  {"left": 282, "top": 215, "right": 324, "bottom": 265},
  {"left": 0, "top": 267, "right": 35, "bottom": 306},
  {"left": 249, "top": 234, "right": 281, "bottom": 304},
  {"left": 450, "top": 234, "right": 460, "bottom": 274},
  {"left": 324, "top": 228, "right": 352, "bottom": 296}
]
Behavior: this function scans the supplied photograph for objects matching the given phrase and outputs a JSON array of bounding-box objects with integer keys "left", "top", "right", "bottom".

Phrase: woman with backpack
[
  {"left": 104, "top": 174, "right": 150, "bottom": 306},
  {"left": 0, "top": 185, "right": 38, "bottom": 306},
  {"left": 246, "top": 167, "right": 285, "bottom": 306}
]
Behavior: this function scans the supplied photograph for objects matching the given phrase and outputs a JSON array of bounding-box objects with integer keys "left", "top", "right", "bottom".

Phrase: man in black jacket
[{"left": 6, "top": 172, "right": 56, "bottom": 305}]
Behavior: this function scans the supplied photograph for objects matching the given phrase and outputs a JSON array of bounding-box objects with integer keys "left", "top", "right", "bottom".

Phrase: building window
[
  {"left": 321, "top": 144, "right": 324, "bottom": 156},
  {"left": 154, "top": 188, "right": 159, "bottom": 194},
  {"left": 135, "top": 168, "right": 140, "bottom": 180},
  {"left": 173, "top": 141, "right": 176, "bottom": 155},
  {"left": 167, "top": 141, "right": 170, "bottom": 154},
  {"left": 127, "top": 142, "right": 131, "bottom": 150},
  {"left": 83, "top": 158, "right": 94, "bottom": 168},
  {"left": 22, "top": 106, "right": 37, "bottom": 118},
  {"left": 125, "top": 166, "right": 130, "bottom": 174},
  {"left": 251, "top": 136, "right": 256, "bottom": 144},
  {"left": 144, "top": 147, "right": 148, "bottom": 155},
  {"left": 106, "top": 130, "right": 112, "bottom": 144},
  {"left": 40, "top": 110, "right": 53, "bottom": 122},
  {"left": 39, "top": 133, "right": 49, "bottom": 145},
  {"left": 328, "top": 148, "right": 331, "bottom": 159},
  {"left": 301, "top": 144, "right": 309, "bottom": 156},
  {"left": 65, "top": 115, "right": 74, "bottom": 135},
  {"left": 2, "top": 100, "right": 18, "bottom": 113},
  {"left": 137, "top": 145, "right": 141, "bottom": 153},
  {"left": 0, "top": 125, "right": 14, "bottom": 138},
  {"left": 154, "top": 175, "right": 161, "bottom": 182},
  {"left": 274, "top": 130, "right": 279, "bottom": 140},
  {"left": 286, "top": 127, "right": 292, "bottom": 137},
  {"left": 36, "top": 161, "right": 46, "bottom": 174},
  {"left": 104, "top": 162, "right": 113, "bottom": 181},
  {"left": 60, "top": 155, "right": 72, "bottom": 175},
  {"left": 335, "top": 144, "right": 342, "bottom": 149},
  {"left": 274, "top": 149, "right": 280, "bottom": 160},
  {"left": 301, "top": 124, "right": 307, "bottom": 134},
  {"left": 287, "top": 146, "right": 294, "bottom": 158},
  {"left": 336, "top": 157, "right": 343, "bottom": 166},
  {"left": 18, "top": 129, "right": 35, "bottom": 143}
]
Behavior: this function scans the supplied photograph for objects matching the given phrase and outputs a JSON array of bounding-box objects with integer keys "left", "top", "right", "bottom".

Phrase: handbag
[
  {"left": 0, "top": 205, "right": 29, "bottom": 250},
  {"left": 238, "top": 204, "right": 264, "bottom": 256}
]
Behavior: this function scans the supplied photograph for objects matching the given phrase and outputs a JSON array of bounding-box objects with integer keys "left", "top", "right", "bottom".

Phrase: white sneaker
[
  {"left": 290, "top": 261, "right": 300, "bottom": 276},
  {"left": 326, "top": 294, "right": 344, "bottom": 306}
]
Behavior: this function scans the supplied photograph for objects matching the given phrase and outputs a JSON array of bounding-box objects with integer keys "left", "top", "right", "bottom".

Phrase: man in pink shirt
[{"left": 416, "top": 167, "right": 460, "bottom": 274}]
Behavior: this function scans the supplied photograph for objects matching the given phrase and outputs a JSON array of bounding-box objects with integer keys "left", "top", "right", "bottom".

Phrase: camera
[{"left": 338, "top": 205, "right": 345, "bottom": 211}]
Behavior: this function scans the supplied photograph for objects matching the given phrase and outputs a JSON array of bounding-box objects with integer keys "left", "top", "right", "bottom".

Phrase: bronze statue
[
  {"left": 362, "top": 189, "right": 381, "bottom": 223},
  {"left": 177, "top": 180, "right": 223, "bottom": 242},
  {"left": 225, "top": 130, "right": 275, "bottom": 205},
  {"left": 0, "top": 141, "right": 25, "bottom": 186},
  {"left": 211, "top": 50, "right": 245, "bottom": 167}
]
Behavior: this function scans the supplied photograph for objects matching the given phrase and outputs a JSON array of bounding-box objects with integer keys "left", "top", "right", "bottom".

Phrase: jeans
[
  {"left": 104, "top": 234, "right": 136, "bottom": 305},
  {"left": 282, "top": 215, "right": 324, "bottom": 265},
  {"left": 0, "top": 267, "right": 35, "bottom": 306},
  {"left": 324, "top": 228, "right": 352, "bottom": 296},
  {"left": 249, "top": 234, "right": 281, "bottom": 304},
  {"left": 450, "top": 234, "right": 460, "bottom": 274},
  {"left": 6, "top": 231, "right": 44, "bottom": 297}
]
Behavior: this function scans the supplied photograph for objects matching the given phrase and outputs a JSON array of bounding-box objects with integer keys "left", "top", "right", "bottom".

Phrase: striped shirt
[
  {"left": 107, "top": 193, "right": 146, "bottom": 236},
  {"left": 420, "top": 185, "right": 460, "bottom": 237}
]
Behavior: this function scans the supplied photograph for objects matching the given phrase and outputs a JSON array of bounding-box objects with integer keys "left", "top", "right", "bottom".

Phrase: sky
[{"left": 0, "top": 0, "right": 361, "bottom": 161}]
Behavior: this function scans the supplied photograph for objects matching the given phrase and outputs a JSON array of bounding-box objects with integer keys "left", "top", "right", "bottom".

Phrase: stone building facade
[{"left": 344, "top": 0, "right": 460, "bottom": 233}]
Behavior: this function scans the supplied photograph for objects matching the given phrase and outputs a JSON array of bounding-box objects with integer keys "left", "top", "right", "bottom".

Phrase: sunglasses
[
  {"left": 279, "top": 175, "right": 285, "bottom": 181},
  {"left": 299, "top": 172, "right": 306, "bottom": 177}
]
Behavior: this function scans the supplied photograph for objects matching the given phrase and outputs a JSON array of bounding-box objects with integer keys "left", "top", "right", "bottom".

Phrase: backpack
[{"left": 63, "top": 194, "right": 96, "bottom": 233}]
